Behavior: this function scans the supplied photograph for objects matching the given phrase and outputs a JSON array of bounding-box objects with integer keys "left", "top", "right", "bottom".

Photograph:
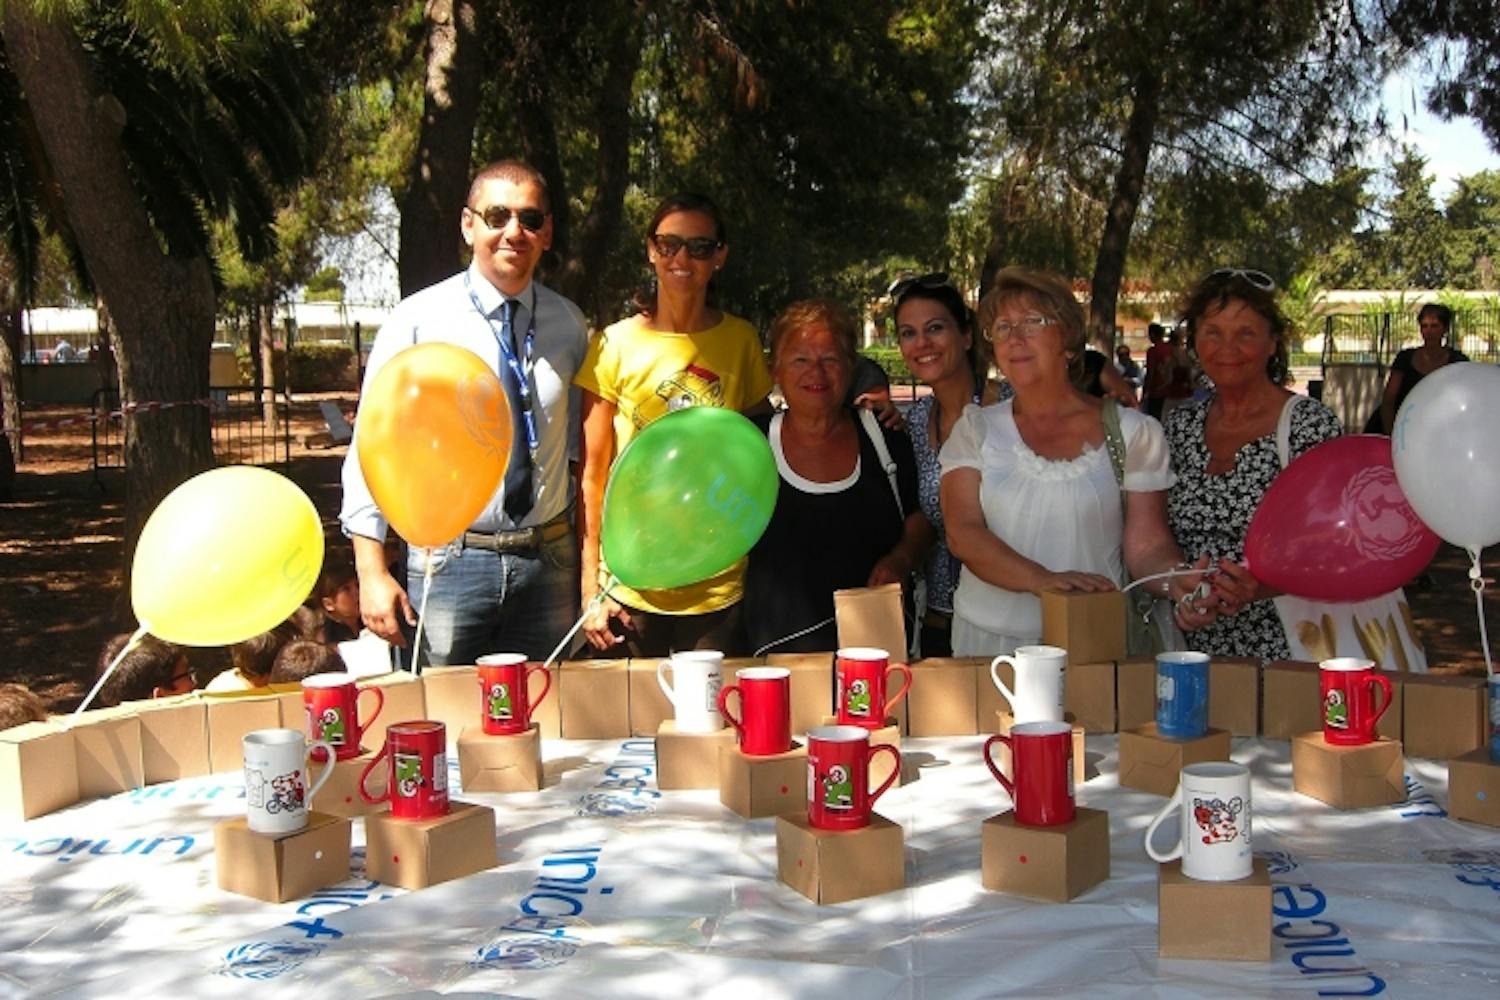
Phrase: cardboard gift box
[
  {"left": 314, "top": 750, "right": 386, "bottom": 818},
  {"left": 70, "top": 707, "right": 145, "bottom": 799},
  {"left": 559, "top": 659, "right": 630, "bottom": 739},
  {"left": 1260, "top": 660, "right": 1322, "bottom": 740},
  {"left": 834, "top": 582, "right": 908, "bottom": 661},
  {"left": 908, "top": 657, "right": 982, "bottom": 736},
  {"left": 1291, "top": 732, "right": 1405, "bottom": 808},
  {"left": 1117, "top": 724, "right": 1232, "bottom": 797},
  {"left": 364, "top": 800, "right": 498, "bottom": 890},
  {"left": 265, "top": 683, "right": 306, "bottom": 733},
  {"left": 360, "top": 670, "right": 427, "bottom": 750},
  {"left": 214, "top": 812, "right": 352, "bottom": 903},
  {"left": 1116, "top": 657, "right": 1156, "bottom": 731},
  {"left": 1158, "top": 859, "right": 1271, "bottom": 961},
  {"left": 457, "top": 724, "right": 543, "bottom": 793},
  {"left": 420, "top": 665, "right": 480, "bottom": 740},
  {"left": 135, "top": 694, "right": 211, "bottom": 783},
  {"left": 0, "top": 721, "right": 79, "bottom": 822},
  {"left": 764, "top": 653, "right": 837, "bottom": 736},
  {"left": 718, "top": 741, "right": 807, "bottom": 818},
  {"left": 1209, "top": 657, "right": 1261, "bottom": 737},
  {"left": 980, "top": 807, "right": 1110, "bottom": 903},
  {"left": 776, "top": 811, "right": 905, "bottom": 905},
  {"left": 204, "top": 693, "right": 283, "bottom": 774},
  {"left": 1064, "top": 660, "right": 1116, "bottom": 733},
  {"left": 1040, "top": 589, "right": 1126, "bottom": 665},
  {"left": 1402, "top": 673, "right": 1485, "bottom": 760},
  {"left": 1448, "top": 749, "right": 1500, "bottom": 828},
  {"left": 655, "top": 721, "right": 736, "bottom": 790}
]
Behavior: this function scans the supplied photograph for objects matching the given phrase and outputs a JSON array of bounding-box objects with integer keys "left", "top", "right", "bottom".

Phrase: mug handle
[
  {"left": 982, "top": 735, "right": 1014, "bottom": 798},
  {"left": 717, "top": 684, "right": 744, "bottom": 741},
  {"left": 358, "top": 740, "right": 392, "bottom": 804},
  {"left": 357, "top": 685, "right": 385, "bottom": 735},
  {"left": 656, "top": 661, "right": 676, "bottom": 706},
  {"left": 1143, "top": 784, "right": 1186, "bottom": 863},
  {"left": 989, "top": 655, "right": 1019, "bottom": 714},
  {"left": 304, "top": 739, "right": 337, "bottom": 809},
  {"left": 526, "top": 664, "right": 553, "bottom": 711},
  {"left": 868, "top": 744, "right": 902, "bottom": 807},
  {"left": 883, "top": 663, "right": 913, "bottom": 718},
  {"left": 1366, "top": 672, "right": 1394, "bottom": 732}
]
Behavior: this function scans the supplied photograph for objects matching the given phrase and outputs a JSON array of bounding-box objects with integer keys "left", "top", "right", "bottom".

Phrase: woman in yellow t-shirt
[{"left": 576, "top": 193, "right": 773, "bottom": 656}]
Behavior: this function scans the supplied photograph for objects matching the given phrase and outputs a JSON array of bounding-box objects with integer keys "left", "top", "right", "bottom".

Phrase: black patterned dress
[{"left": 1164, "top": 395, "right": 1342, "bottom": 658}]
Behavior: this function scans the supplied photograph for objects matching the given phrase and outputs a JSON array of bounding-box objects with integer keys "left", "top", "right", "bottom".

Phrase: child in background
[
  {"left": 95, "top": 633, "right": 194, "bottom": 707},
  {"left": 0, "top": 683, "right": 48, "bottom": 730},
  {"left": 287, "top": 604, "right": 325, "bottom": 640},
  {"left": 269, "top": 639, "right": 345, "bottom": 684},
  {"left": 315, "top": 547, "right": 361, "bottom": 644},
  {"left": 204, "top": 621, "right": 298, "bottom": 692}
]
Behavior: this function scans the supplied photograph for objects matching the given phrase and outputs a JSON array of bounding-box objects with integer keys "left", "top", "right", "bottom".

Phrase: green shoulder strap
[{"left": 1100, "top": 398, "right": 1126, "bottom": 489}]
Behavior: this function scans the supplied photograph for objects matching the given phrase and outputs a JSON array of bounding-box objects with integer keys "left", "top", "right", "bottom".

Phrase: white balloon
[{"left": 1391, "top": 362, "right": 1500, "bottom": 550}]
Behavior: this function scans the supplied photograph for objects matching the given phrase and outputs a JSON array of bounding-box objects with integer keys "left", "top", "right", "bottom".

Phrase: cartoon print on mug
[
  {"left": 395, "top": 752, "right": 425, "bottom": 799},
  {"left": 1193, "top": 795, "right": 1245, "bottom": 845},
  {"left": 1324, "top": 688, "right": 1348, "bottom": 730},
  {"left": 488, "top": 681, "right": 514, "bottom": 722},
  {"left": 823, "top": 764, "right": 854, "bottom": 811},
  {"left": 318, "top": 706, "right": 346, "bottom": 747},
  {"left": 846, "top": 678, "right": 871, "bottom": 719}
]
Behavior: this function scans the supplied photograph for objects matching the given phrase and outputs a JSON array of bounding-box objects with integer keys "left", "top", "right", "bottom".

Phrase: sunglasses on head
[
  {"left": 468, "top": 204, "right": 548, "bottom": 233},
  {"left": 649, "top": 233, "right": 722, "bottom": 260},
  {"left": 887, "top": 272, "right": 952, "bottom": 299},
  {"left": 1209, "top": 267, "right": 1275, "bottom": 291}
]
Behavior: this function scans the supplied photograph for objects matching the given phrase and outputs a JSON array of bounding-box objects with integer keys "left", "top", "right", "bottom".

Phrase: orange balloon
[{"left": 356, "top": 343, "right": 511, "bottom": 547}]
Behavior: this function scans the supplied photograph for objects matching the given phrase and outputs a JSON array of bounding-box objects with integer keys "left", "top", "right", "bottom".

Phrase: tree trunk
[
  {"left": 2, "top": 7, "right": 215, "bottom": 567},
  {"left": 1087, "top": 64, "right": 1162, "bottom": 352},
  {"left": 0, "top": 303, "right": 21, "bottom": 467},
  {"left": 398, "top": 0, "right": 484, "bottom": 298},
  {"left": 257, "top": 300, "right": 278, "bottom": 434},
  {"left": 503, "top": 0, "right": 571, "bottom": 275}
]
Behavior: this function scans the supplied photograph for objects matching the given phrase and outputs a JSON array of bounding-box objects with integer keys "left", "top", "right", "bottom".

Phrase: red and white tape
[{"left": 2, "top": 397, "right": 213, "bottom": 436}]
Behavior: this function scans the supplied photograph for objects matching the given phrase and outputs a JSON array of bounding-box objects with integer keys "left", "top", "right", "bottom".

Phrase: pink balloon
[{"left": 1245, "top": 435, "right": 1440, "bottom": 601}]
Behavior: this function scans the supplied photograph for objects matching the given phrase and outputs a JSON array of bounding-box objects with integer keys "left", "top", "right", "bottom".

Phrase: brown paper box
[
  {"left": 361, "top": 670, "right": 427, "bottom": 750},
  {"left": 1448, "top": 749, "right": 1500, "bottom": 828},
  {"left": 1291, "top": 733, "right": 1405, "bottom": 808},
  {"left": 1158, "top": 858, "right": 1271, "bottom": 961},
  {"left": 418, "top": 666, "right": 480, "bottom": 741},
  {"left": 314, "top": 750, "right": 385, "bottom": 818},
  {"left": 1402, "top": 673, "right": 1486, "bottom": 760},
  {"left": 1210, "top": 657, "right": 1262, "bottom": 737},
  {"left": 975, "top": 656, "right": 1013, "bottom": 736},
  {"left": 214, "top": 812, "right": 352, "bottom": 903},
  {"left": 205, "top": 694, "right": 284, "bottom": 774},
  {"left": 1065, "top": 661, "right": 1116, "bottom": 733},
  {"left": 980, "top": 807, "right": 1110, "bottom": 903},
  {"left": 834, "top": 582, "right": 909, "bottom": 661},
  {"left": 1116, "top": 658, "right": 1156, "bottom": 731},
  {"left": 132, "top": 695, "right": 210, "bottom": 784},
  {"left": 908, "top": 657, "right": 981, "bottom": 736},
  {"left": 0, "top": 721, "right": 79, "bottom": 822},
  {"left": 1117, "top": 724, "right": 1233, "bottom": 797},
  {"left": 776, "top": 811, "right": 905, "bottom": 905},
  {"left": 1376, "top": 677, "right": 1403, "bottom": 742},
  {"left": 559, "top": 659, "right": 630, "bottom": 739},
  {"left": 655, "top": 721, "right": 736, "bottom": 790},
  {"left": 718, "top": 741, "right": 807, "bottom": 818},
  {"left": 70, "top": 709, "right": 145, "bottom": 798},
  {"left": 996, "top": 712, "right": 1086, "bottom": 787},
  {"left": 766, "top": 653, "right": 837, "bottom": 736},
  {"left": 1260, "top": 660, "right": 1321, "bottom": 740},
  {"left": 364, "top": 800, "right": 498, "bottom": 890},
  {"left": 457, "top": 724, "right": 543, "bottom": 792},
  {"left": 265, "top": 684, "right": 307, "bottom": 733},
  {"left": 1040, "top": 589, "right": 1126, "bottom": 665}
]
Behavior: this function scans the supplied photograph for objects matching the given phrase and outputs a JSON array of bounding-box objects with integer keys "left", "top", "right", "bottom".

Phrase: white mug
[
  {"left": 1144, "top": 761, "right": 1254, "bottom": 881},
  {"left": 990, "top": 645, "right": 1066, "bottom": 724},
  {"left": 657, "top": 650, "right": 725, "bottom": 733},
  {"left": 243, "top": 728, "right": 335, "bottom": 836}
]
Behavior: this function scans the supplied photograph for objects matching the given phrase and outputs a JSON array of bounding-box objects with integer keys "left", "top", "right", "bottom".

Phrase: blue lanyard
[{"left": 464, "top": 274, "right": 539, "bottom": 454}]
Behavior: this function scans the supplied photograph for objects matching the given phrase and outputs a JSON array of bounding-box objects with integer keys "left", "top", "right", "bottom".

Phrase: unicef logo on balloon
[{"left": 1343, "top": 466, "right": 1428, "bottom": 561}]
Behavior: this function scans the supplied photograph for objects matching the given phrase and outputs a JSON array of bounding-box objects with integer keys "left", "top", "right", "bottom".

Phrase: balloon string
[
  {"left": 543, "top": 576, "right": 617, "bottom": 669},
  {"left": 68, "top": 622, "right": 149, "bottom": 728},
  {"left": 753, "top": 616, "right": 835, "bottom": 658},
  {"left": 1468, "top": 546, "right": 1494, "bottom": 680},
  {"left": 410, "top": 549, "right": 436, "bottom": 677},
  {"left": 1122, "top": 568, "right": 1201, "bottom": 594}
]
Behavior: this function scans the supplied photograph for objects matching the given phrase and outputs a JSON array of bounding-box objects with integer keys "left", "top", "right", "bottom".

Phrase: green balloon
[{"left": 601, "top": 406, "right": 778, "bottom": 590}]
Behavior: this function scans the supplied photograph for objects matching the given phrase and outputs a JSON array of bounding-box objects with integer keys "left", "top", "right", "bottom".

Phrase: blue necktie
[{"left": 499, "top": 299, "right": 534, "bottom": 521}]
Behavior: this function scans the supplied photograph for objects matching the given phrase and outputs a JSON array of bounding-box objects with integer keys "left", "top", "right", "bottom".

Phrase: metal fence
[
  {"left": 1319, "top": 307, "right": 1500, "bottom": 368},
  {"left": 90, "top": 386, "right": 290, "bottom": 488}
]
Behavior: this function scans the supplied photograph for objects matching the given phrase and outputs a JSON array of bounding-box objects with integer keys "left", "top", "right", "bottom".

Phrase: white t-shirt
[{"left": 938, "top": 401, "right": 1174, "bottom": 640}]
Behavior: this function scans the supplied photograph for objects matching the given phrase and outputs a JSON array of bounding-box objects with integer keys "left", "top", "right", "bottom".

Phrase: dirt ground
[{"left": 1, "top": 395, "right": 1495, "bottom": 711}]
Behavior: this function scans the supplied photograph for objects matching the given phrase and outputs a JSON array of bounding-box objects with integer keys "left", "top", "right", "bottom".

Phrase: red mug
[
  {"left": 302, "top": 673, "right": 385, "bottom": 761},
  {"left": 984, "top": 720, "right": 1075, "bottom": 827},
  {"left": 359, "top": 720, "right": 449, "bottom": 819},
  {"left": 806, "top": 725, "right": 900, "bottom": 831},
  {"left": 835, "top": 647, "right": 913, "bottom": 729},
  {"left": 1320, "top": 657, "right": 1393, "bottom": 746},
  {"left": 717, "top": 667, "right": 792, "bottom": 756},
  {"left": 476, "top": 653, "right": 552, "bottom": 736}
]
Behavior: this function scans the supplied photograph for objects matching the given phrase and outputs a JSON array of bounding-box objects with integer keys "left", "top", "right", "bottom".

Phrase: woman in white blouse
[{"left": 938, "top": 267, "right": 1211, "bottom": 656}]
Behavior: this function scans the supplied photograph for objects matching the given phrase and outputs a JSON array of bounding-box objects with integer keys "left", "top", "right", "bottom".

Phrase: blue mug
[
  {"left": 1488, "top": 677, "right": 1500, "bottom": 763},
  {"left": 1156, "top": 652, "right": 1210, "bottom": 740}
]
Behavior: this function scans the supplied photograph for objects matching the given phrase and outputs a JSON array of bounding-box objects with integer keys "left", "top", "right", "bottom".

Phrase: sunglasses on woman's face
[
  {"left": 887, "top": 272, "right": 952, "bottom": 299},
  {"left": 650, "top": 233, "right": 722, "bottom": 260},
  {"left": 1209, "top": 267, "right": 1276, "bottom": 291}
]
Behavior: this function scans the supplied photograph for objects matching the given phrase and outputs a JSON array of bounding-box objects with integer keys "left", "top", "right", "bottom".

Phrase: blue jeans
[{"left": 405, "top": 525, "right": 580, "bottom": 666}]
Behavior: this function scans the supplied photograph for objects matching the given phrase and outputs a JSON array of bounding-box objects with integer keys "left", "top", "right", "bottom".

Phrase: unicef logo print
[
  {"left": 575, "top": 791, "right": 654, "bottom": 817},
  {"left": 473, "top": 936, "right": 579, "bottom": 970},
  {"left": 219, "top": 940, "right": 326, "bottom": 980},
  {"left": 1343, "top": 466, "right": 1425, "bottom": 560}
]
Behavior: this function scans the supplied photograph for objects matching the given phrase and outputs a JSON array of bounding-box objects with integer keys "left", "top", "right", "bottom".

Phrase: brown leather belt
[{"left": 462, "top": 510, "right": 571, "bottom": 554}]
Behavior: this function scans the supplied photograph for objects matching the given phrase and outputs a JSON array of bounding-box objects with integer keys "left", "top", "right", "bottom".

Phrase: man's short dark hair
[
  {"left": 269, "top": 640, "right": 345, "bottom": 684},
  {"left": 96, "top": 633, "right": 186, "bottom": 707},
  {"left": 468, "top": 160, "right": 550, "bottom": 212}
]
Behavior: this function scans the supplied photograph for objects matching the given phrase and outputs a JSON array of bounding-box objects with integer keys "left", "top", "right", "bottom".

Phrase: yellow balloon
[{"left": 131, "top": 467, "right": 324, "bottom": 646}]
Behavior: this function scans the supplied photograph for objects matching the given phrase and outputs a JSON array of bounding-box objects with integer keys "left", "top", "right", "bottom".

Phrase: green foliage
[
  {"left": 859, "top": 347, "right": 915, "bottom": 386},
  {"left": 304, "top": 266, "right": 343, "bottom": 302},
  {"left": 235, "top": 341, "right": 354, "bottom": 390}
]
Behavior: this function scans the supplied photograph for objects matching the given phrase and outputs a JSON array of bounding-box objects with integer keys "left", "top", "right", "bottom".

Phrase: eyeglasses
[
  {"left": 467, "top": 204, "right": 548, "bottom": 233},
  {"left": 985, "top": 315, "right": 1058, "bottom": 342},
  {"left": 1208, "top": 267, "right": 1275, "bottom": 291},
  {"left": 649, "top": 233, "right": 722, "bottom": 260},
  {"left": 887, "top": 272, "right": 951, "bottom": 299}
]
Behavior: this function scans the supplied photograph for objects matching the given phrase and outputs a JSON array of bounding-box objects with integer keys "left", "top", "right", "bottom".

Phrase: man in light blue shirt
[{"left": 340, "top": 160, "right": 589, "bottom": 664}]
